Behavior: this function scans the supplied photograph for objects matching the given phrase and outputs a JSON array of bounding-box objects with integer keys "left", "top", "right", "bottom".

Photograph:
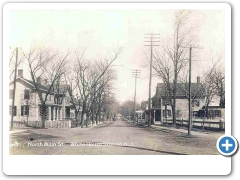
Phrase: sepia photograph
[{"left": 7, "top": 4, "right": 228, "bottom": 157}]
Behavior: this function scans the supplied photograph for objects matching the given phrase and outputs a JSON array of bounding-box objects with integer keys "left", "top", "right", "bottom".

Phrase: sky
[{"left": 9, "top": 9, "right": 225, "bottom": 105}]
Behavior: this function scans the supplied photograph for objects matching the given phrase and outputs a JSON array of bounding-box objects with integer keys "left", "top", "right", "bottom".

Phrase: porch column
[
  {"left": 60, "top": 108, "right": 62, "bottom": 120},
  {"left": 56, "top": 107, "right": 59, "bottom": 121},
  {"left": 48, "top": 107, "right": 51, "bottom": 120},
  {"left": 53, "top": 107, "right": 56, "bottom": 121}
]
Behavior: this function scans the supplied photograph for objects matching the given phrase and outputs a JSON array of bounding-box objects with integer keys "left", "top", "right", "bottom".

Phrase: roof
[
  {"left": 153, "top": 82, "right": 205, "bottom": 99},
  {"left": 10, "top": 77, "right": 67, "bottom": 93},
  {"left": 23, "top": 78, "right": 49, "bottom": 91}
]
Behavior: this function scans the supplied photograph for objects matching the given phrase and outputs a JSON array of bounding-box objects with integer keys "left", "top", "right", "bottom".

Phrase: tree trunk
[
  {"left": 172, "top": 75, "right": 177, "bottom": 126},
  {"left": 75, "top": 112, "right": 78, "bottom": 127},
  {"left": 81, "top": 111, "right": 85, "bottom": 128},
  {"left": 41, "top": 104, "right": 46, "bottom": 128},
  {"left": 86, "top": 114, "right": 89, "bottom": 128},
  {"left": 172, "top": 101, "right": 176, "bottom": 125},
  {"left": 95, "top": 112, "right": 98, "bottom": 125}
]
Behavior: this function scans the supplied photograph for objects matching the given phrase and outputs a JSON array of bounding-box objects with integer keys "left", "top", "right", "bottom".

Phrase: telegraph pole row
[
  {"left": 144, "top": 33, "right": 160, "bottom": 127},
  {"left": 132, "top": 69, "right": 141, "bottom": 122}
]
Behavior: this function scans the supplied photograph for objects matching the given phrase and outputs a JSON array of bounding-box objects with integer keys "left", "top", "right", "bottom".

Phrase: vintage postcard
[{"left": 3, "top": 2, "right": 234, "bottom": 175}]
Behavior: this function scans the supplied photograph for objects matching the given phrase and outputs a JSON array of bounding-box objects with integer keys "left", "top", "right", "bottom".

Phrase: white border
[{"left": 3, "top": 3, "right": 231, "bottom": 175}]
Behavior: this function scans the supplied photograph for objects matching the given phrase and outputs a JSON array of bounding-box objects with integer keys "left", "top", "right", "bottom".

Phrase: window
[
  {"left": 24, "top": 89, "right": 30, "bottom": 99},
  {"left": 157, "top": 99, "right": 161, "bottom": 107},
  {"left": 208, "top": 110, "right": 214, "bottom": 118},
  {"left": 21, "top": 105, "right": 29, "bottom": 116},
  {"left": 163, "top": 110, "right": 171, "bottom": 118},
  {"left": 9, "top": 105, "right": 17, "bottom": 116},
  {"left": 9, "top": 90, "right": 13, "bottom": 99},
  {"left": 214, "top": 110, "right": 221, "bottom": 117}
]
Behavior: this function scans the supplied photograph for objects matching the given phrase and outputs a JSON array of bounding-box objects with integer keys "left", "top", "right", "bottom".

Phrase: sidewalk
[
  {"left": 129, "top": 119, "right": 224, "bottom": 137},
  {"left": 9, "top": 127, "right": 32, "bottom": 134}
]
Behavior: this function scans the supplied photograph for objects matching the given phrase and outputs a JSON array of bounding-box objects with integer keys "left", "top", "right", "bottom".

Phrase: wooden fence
[
  {"left": 164, "top": 119, "right": 225, "bottom": 130},
  {"left": 9, "top": 120, "right": 71, "bottom": 129},
  {"left": 135, "top": 118, "right": 225, "bottom": 131}
]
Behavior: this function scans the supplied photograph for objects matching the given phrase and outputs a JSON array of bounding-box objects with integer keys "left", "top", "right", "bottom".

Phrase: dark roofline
[{"left": 10, "top": 77, "right": 50, "bottom": 93}]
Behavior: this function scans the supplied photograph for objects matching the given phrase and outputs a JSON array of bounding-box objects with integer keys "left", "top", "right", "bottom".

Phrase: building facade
[
  {"left": 149, "top": 77, "right": 225, "bottom": 122},
  {"left": 9, "top": 70, "right": 75, "bottom": 122}
]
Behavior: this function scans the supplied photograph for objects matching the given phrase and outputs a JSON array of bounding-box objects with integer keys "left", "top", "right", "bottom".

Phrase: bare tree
[
  {"left": 21, "top": 47, "right": 69, "bottom": 128},
  {"left": 152, "top": 10, "right": 199, "bottom": 126},
  {"left": 64, "top": 47, "right": 123, "bottom": 128},
  {"left": 120, "top": 100, "right": 140, "bottom": 119},
  {"left": 213, "top": 67, "right": 225, "bottom": 107}
]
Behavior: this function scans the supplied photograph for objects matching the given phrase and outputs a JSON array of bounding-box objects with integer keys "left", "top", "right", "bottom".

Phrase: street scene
[
  {"left": 8, "top": 7, "right": 225, "bottom": 155},
  {"left": 10, "top": 119, "right": 223, "bottom": 155}
]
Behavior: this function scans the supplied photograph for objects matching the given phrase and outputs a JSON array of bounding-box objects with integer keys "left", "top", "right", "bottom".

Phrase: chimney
[
  {"left": 18, "top": 69, "right": 23, "bottom": 78},
  {"left": 197, "top": 76, "right": 200, "bottom": 84},
  {"left": 37, "top": 77, "right": 41, "bottom": 84}
]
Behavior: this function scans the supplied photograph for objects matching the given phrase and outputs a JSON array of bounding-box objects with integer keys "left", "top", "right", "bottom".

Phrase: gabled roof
[
  {"left": 153, "top": 82, "right": 205, "bottom": 99},
  {"left": 10, "top": 77, "right": 67, "bottom": 94},
  {"left": 23, "top": 78, "right": 49, "bottom": 91},
  {"left": 9, "top": 77, "right": 49, "bottom": 92}
]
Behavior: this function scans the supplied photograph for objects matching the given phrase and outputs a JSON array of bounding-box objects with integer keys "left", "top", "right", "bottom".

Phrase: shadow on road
[
  {"left": 119, "top": 145, "right": 188, "bottom": 155},
  {"left": 10, "top": 132, "right": 60, "bottom": 141}
]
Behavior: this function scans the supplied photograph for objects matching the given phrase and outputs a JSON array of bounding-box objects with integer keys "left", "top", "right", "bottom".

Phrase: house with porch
[
  {"left": 9, "top": 69, "right": 75, "bottom": 123},
  {"left": 150, "top": 77, "right": 205, "bottom": 123},
  {"left": 149, "top": 77, "right": 225, "bottom": 123}
]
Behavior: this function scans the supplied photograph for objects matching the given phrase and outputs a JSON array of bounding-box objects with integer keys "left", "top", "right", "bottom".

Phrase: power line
[
  {"left": 132, "top": 69, "right": 141, "bottom": 122},
  {"left": 144, "top": 33, "right": 160, "bottom": 126},
  {"left": 181, "top": 45, "right": 203, "bottom": 135}
]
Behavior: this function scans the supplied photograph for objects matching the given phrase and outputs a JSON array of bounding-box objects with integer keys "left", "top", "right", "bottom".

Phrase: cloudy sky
[{"left": 9, "top": 8, "right": 225, "bottom": 104}]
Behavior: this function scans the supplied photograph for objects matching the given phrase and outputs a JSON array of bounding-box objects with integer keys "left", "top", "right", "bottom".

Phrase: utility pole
[
  {"left": 144, "top": 33, "right": 160, "bottom": 126},
  {"left": 188, "top": 46, "right": 192, "bottom": 135},
  {"left": 10, "top": 47, "right": 18, "bottom": 131},
  {"left": 132, "top": 70, "right": 141, "bottom": 123},
  {"left": 181, "top": 45, "right": 203, "bottom": 135}
]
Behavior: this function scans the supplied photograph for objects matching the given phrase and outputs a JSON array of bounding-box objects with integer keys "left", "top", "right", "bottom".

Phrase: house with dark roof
[
  {"left": 9, "top": 69, "right": 75, "bottom": 122},
  {"left": 149, "top": 77, "right": 224, "bottom": 122}
]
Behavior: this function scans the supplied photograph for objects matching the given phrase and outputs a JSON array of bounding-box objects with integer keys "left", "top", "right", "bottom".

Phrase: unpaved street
[{"left": 10, "top": 119, "right": 223, "bottom": 155}]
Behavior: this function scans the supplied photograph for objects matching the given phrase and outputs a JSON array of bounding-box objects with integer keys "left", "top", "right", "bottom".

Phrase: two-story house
[
  {"left": 149, "top": 77, "right": 225, "bottom": 123},
  {"left": 150, "top": 77, "right": 206, "bottom": 122},
  {"left": 9, "top": 69, "right": 75, "bottom": 122}
]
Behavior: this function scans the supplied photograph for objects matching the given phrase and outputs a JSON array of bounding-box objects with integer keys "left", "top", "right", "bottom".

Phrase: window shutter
[
  {"left": 13, "top": 106, "right": 17, "bottom": 116},
  {"left": 21, "top": 106, "right": 24, "bottom": 116},
  {"left": 25, "top": 106, "right": 29, "bottom": 115}
]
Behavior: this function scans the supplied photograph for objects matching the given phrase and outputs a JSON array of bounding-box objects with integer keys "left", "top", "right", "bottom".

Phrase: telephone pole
[
  {"left": 132, "top": 69, "right": 141, "bottom": 122},
  {"left": 10, "top": 47, "right": 18, "bottom": 131},
  {"left": 181, "top": 45, "right": 203, "bottom": 135},
  {"left": 144, "top": 33, "right": 160, "bottom": 126},
  {"left": 188, "top": 46, "right": 192, "bottom": 136}
]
